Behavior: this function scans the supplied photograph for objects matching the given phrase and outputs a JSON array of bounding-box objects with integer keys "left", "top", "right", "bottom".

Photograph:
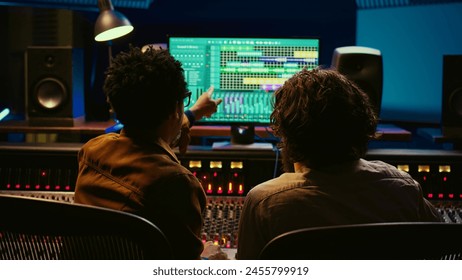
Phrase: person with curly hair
[
  {"left": 74, "top": 46, "right": 221, "bottom": 259},
  {"left": 236, "top": 68, "right": 441, "bottom": 259}
]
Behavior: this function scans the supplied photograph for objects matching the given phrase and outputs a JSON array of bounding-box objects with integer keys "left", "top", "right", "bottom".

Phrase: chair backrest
[
  {"left": 0, "top": 194, "right": 173, "bottom": 260},
  {"left": 259, "top": 222, "right": 462, "bottom": 260}
]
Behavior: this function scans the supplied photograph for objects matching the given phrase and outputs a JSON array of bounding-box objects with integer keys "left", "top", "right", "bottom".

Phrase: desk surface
[
  {"left": 0, "top": 120, "right": 116, "bottom": 134},
  {"left": 375, "top": 123, "right": 412, "bottom": 141},
  {"left": 0, "top": 120, "right": 412, "bottom": 141}
]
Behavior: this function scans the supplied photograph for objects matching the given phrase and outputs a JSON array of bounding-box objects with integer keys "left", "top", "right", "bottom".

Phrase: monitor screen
[{"left": 168, "top": 36, "right": 320, "bottom": 126}]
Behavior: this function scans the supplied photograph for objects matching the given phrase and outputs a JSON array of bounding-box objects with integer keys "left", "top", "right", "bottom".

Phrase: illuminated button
[
  {"left": 418, "top": 165, "right": 430, "bottom": 172},
  {"left": 222, "top": 234, "right": 231, "bottom": 248},
  {"left": 439, "top": 165, "right": 451, "bottom": 173},
  {"left": 228, "top": 182, "right": 233, "bottom": 194},
  {"left": 213, "top": 233, "right": 220, "bottom": 246},
  {"left": 397, "top": 165, "right": 409, "bottom": 172},
  {"left": 210, "top": 161, "right": 222, "bottom": 169},
  {"left": 230, "top": 161, "right": 243, "bottom": 169},
  {"left": 238, "top": 184, "right": 244, "bottom": 195},
  {"left": 201, "top": 233, "right": 208, "bottom": 243},
  {"left": 189, "top": 160, "right": 202, "bottom": 168}
]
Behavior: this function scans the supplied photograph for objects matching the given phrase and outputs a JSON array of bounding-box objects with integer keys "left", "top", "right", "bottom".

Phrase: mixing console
[
  {"left": 434, "top": 201, "right": 462, "bottom": 224},
  {"left": 202, "top": 196, "right": 244, "bottom": 249},
  {"left": 1, "top": 143, "right": 462, "bottom": 250}
]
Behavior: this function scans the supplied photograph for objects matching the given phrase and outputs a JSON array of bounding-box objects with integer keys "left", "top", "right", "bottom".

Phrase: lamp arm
[
  {"left": 98, "top": 0, "right": 114, "bottom": 11},
  {"left": 107, "top": 40, "right": 113, "bottom": 66}
]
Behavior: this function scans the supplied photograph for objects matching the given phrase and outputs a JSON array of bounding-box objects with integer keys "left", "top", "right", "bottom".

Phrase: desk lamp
[
  {"left": 94, "top": 0, "right": 134, "bottom": 43},
  {"left": 93, "top": 0, "right": 133, "bottom": 132},
  {"left": 94, "top": 0, "right": 134, "bottom": 62}
]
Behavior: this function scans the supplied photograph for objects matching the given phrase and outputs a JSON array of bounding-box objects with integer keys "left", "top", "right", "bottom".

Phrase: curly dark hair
[
  {"left": 103, "top": 46, "right": 187, "bottom": 129},
  {"left": 271, "top": 68, "right": 378, "bottom": 168}
]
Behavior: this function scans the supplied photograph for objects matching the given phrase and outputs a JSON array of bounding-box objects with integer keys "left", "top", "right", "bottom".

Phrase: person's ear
[{"left": 168, "top": 105, "right": 181, "bottom": 121}]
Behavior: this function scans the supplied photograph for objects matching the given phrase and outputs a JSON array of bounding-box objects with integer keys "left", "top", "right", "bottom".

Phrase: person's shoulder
[
  {"left": 246, "top": 173, "right": 307, "bottom": 202},
  {"left": 81, "top": 132, "right": 120, "bottom": 148},
  {"left": 361, "top": 159, "right": 415, "bottom": 181},
  {"left": 156, "top": 161, "right": 201, "bottom": 186},
  {"left": 79, "top": 133, "right": 120, "bottom": 158}
]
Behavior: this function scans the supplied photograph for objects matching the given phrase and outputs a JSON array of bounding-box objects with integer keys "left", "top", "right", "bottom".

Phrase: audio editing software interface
[{"left": 169, "top": 37, "right": 320, "bottom": 124}]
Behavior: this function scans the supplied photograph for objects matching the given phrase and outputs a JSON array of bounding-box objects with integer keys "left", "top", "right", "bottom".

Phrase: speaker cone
[{"left": 34, "top": 78, "right": 67, "bottom": 110}]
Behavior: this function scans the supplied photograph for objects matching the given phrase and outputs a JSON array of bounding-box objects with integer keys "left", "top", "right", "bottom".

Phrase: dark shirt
[
  {"left": 237, "top": 159, "right": 442, "bottom": 259},
  {"left": 74, "top": 129, "right": 206, "bottom": 259}
]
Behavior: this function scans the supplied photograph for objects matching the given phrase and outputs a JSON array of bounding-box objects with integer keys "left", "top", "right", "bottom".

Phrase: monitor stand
[{"left": 212, "top": 125, "right": 274, "bottom": 150}]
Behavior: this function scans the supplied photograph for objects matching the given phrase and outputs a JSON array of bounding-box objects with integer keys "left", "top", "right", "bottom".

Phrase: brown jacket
[{"left": 75, "top": 129, "right": 206, "bottom": 259}]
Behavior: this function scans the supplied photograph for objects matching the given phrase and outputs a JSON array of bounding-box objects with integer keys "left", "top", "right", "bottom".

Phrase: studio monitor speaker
[
  {"left": 25, "top": 46, "right": 85, "bottom": 126},
  {"left": 442, "top": 55, "right": 462, "bottom": 138},
  {"left": 331, "top": 46, "right": 383, "bottom": 118}
]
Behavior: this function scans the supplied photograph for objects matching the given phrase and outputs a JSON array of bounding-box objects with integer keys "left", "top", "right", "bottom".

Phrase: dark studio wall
[{"left": 119, "top": 0, "right": 357, "bottom": 65}]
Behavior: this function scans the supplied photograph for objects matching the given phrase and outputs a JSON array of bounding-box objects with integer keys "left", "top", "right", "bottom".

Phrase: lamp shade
[{"left": 94, "top": 0, "right": 134, "bottom": 42}]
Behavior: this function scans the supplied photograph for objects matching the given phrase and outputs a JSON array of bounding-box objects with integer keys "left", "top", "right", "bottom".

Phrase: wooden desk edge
[{"left": 0, "top": 121, "right": 412, "bottom": 142}]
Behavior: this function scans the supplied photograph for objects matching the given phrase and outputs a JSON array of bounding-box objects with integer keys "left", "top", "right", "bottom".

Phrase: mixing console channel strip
[{"left": 1, "top": 143, "right": 462, "bottom": 249}]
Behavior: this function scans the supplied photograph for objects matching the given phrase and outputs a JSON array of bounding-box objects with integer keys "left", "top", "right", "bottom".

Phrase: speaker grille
[{"left": 32, "top": 9, "right": 59, "bottom": 46}]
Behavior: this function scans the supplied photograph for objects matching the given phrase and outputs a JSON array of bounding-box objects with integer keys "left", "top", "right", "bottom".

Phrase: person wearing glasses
[{"left": 74, "top": 46, "right": 222, "bottom": 259}]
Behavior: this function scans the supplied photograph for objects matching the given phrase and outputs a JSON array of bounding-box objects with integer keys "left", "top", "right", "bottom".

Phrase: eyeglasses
[{"left": 183, "top": 91, "right": 191, "bottom": 107}]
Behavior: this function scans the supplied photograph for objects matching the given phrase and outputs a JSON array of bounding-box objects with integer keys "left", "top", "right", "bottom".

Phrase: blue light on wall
[
  {"left": 0, "top": 108, "right": 10, "bottom": 121},
  {"left": 356, "top": 3, "right": 462, "bottom": 124}
]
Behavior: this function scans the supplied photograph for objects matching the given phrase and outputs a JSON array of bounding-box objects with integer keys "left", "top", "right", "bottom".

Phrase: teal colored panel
[{"left": 357, "top": 3, "right": 462, "bottom": 124}]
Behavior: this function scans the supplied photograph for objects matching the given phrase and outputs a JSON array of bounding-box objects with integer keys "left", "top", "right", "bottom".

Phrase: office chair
[
  {"left": 259, "top": 222, "right": 462, "bottom": 260},
  {"left": 0, "top": 194, "right": 173, "bottom": 259}
]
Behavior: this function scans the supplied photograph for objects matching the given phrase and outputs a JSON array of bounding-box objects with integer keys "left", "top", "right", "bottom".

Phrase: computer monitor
[{"left": 168, "top": 36, "right": 320, "bottom": 146}]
